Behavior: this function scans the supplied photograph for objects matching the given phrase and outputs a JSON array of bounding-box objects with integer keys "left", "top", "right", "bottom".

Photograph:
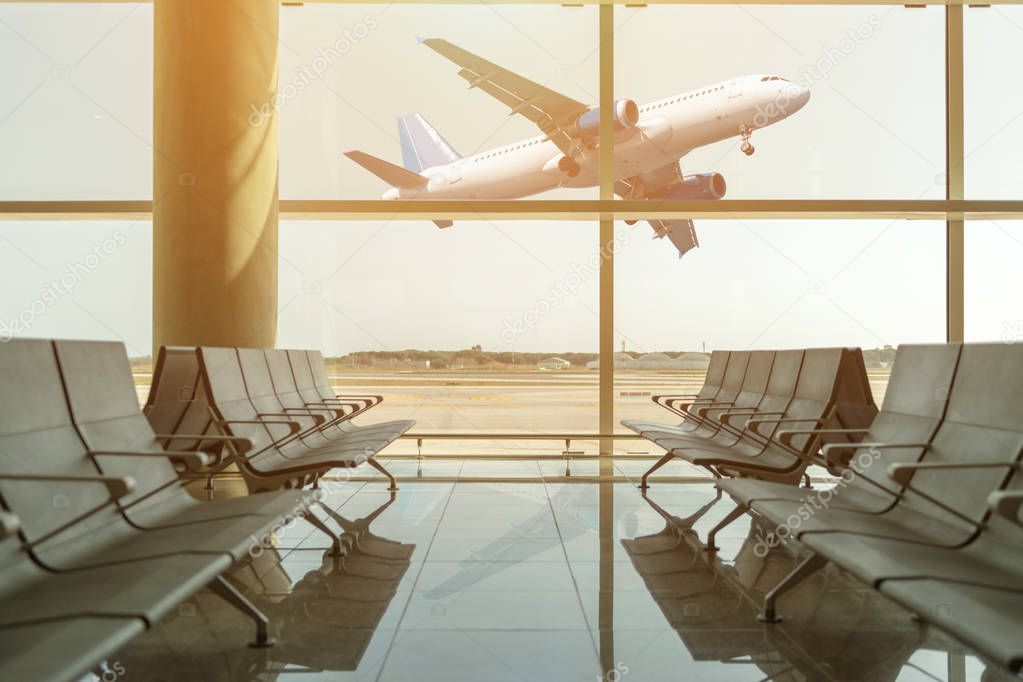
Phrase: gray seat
[
  {"left": 236, "top": 347, "right": 412, "bottom": 462},
  {"left": 296, "top": 349, "right": 415, "bottom": 440},
  {"left": 198, "top": 347, "right": 411, "bottom": 492},
  {"left": 755, "top": 343, "right": 1014, "bottom": 548},
  {"left": 264, "top": 349, "right": 393, "bottom": 446},
  {"left": 261, "top": 351, "right": 405, "bottom": 447},
  {"left": 635, "top": 350, "right": 776, "bottom": 446},
  {"left": 53, "top": 340, "right": 317, "bottom": 540},
  {"left": 0, "top": 614, "right": 144, "bottom": 682},
  {"left": 659, "top": 348, "right": 731, "bottom": 415},
  {"left": 639, "top": 349, "right": 872, "bottom": 488},
  {"left": 0, "top": 340, "right": 295, "bottom": 678},
  {"left": 144, "top": 345, "right": 228, "bottom": 454},
  {"left": 717, "top": 343, "right": 961, "bottom": 520},
  {"left": 622, "top": 349, "right": 732, "bottom": 435},
  {"left": 736, "top": 343, "right": 1023, "bottom": 672},
  {"left": 238, "top": 348, "right": 386, "bottom": 454},
  {"left": 625, "top": 350, "right": 752, "bottom": 438}
]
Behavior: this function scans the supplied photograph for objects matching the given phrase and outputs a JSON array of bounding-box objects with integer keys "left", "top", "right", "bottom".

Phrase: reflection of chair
[
  {"left": 713, "top": 343, "right": 1023, "bottom": 673},
  {"left": 622, "top": 520, "right": 775, "bottom": 664},
  {"left": 625, "top": 494, "right": 928, "bottom": 682},
  {"left": 117, "top": 494, "right": 415, "bottom": 679}
]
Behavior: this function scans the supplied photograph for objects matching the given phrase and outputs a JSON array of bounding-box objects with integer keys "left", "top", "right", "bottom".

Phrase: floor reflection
[
  {"left": 101, "top": 478, "right": 1016, "bottom": 682},
  {"left": 112, "top": 493, "right": 414, "bottom": 680},
  {"left": 626, "top": 492, "right": 1015, "bottom": 682}
]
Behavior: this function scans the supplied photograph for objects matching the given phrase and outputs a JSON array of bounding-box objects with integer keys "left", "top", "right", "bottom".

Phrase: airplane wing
[
  {"left": 617, "top": 162, "right": 701, "bottom": 258},
  {"left": 420, "top": 38, "right": 591, "bottom": 157}
]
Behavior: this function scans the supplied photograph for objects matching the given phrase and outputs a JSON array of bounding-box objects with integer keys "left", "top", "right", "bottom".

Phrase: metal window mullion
[
  {"left": 946, "top": 4, "right": 965, "bottom": 343},
  {"left": 598, "top": 2, "right": 615, "bottom": 467}
]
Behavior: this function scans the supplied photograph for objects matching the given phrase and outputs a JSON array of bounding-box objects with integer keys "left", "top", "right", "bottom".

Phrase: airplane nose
[{"left": 789, "top": 85, "right": 811, "bottom": 111}]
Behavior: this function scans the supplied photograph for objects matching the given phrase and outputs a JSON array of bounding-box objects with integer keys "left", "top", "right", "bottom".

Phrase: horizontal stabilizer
[
  {"left": 433, "top": 220, "right": 454, "bottom": 229},
  {"left": 648, "top": 219, "right": 699, "bottom": 258},
  {"left": 344, "top": 150, "right": 428, "bottom": 189}
]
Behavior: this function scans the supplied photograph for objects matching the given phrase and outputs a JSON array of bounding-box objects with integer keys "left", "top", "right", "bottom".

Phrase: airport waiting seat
[
  {"left": 197, "top": 347, "right": 411, "bottom": 492},
  {"left": 287, "top": 350, "right": 413, "bottom": 440},
  {"left": 144, "top": 345, "right": 229, "bottom": 454},
  {"left": 53, "top": 340, "right": 321, "bottom": 533},
  {"left": 260, "top": 349, "right": 407, "bottom": 449},
  {"left": 0, "top": 509, "right": 148, "bottom": 682},
  {"left": 630, "top": 349, "right": 775, "bottom": 446},
  {"left": 0, "top": 339, "right": 326, "bottom": 680},
  {"left": 713, "top": 343, "right": 960, "bottom": 536},
  {"left": 634, "top": 348, "right": 876, "bottom": 488},
  {"left": 624, "top": 350, "right": 750, "bottom": 438},
  {"left": 647, "top": 349, "right": 731, "bottom": 421},
  {"left": 304, "top": 349, "right": 385, "bottom": 420},
  {"left": 721, "top": 343, "right": 1023, "bottom": 672},
  {"left": 237, "top": 348, "right": 411, "bottom": 477}
]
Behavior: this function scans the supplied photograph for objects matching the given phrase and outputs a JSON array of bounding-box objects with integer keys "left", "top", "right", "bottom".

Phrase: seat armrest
[
  {"left": 653, "top": 393, "right": 700, "bottom": 404},
  {"left": 820, "top": 441, "right": 929, "bottom": 470},
  {"left": 283, "top": 406, "right": 343, "bottom": 418},
  {"left": 747, "top": 416, "right": 823, "bottom": 439},
  {"left": 777, "top": 427, "right": 870, "bottom": 449},
  {"left": 882, "top": 461, "right": 1022, "bottom": 530},
  {"left": 259, "top": 411, "right": 325, "bottom": 426},
  {"left": 337, "top": 393, "right": 382, "bottom": 404},
  {"left": 722, "top": 411, "right": 783, "bottom": 428},
  {"left": 89, "top": 450, "right": 214, "bottom": 473},
  {"left": 989, "top": 491, "right": 1023, "bottom": 525},
  {"left": 218, "top": 418, "right": 301, "bottom": 435},
  {"left": 0, "top": 511, "right": 21, "bottom": 540},
  {"left": 0, "top": 474, "right": 135, "bottom": 500},
  {"left": 887, "top": 460, "right": 1021, "bottom": 486},
  {"left": 155, "top": 434, "right": 253, "bottom": 454}
]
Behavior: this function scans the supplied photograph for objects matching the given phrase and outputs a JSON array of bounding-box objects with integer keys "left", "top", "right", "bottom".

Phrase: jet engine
[
  {"left": 666, "top": 173, "right": 727, "bottom": 200},
  {"left": 574, "top": 99, "right": 640, "bottom": 137}
]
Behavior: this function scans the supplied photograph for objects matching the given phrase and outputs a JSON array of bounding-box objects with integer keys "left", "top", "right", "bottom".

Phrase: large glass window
[
  {"left": 0, "top": 1, "right": 1019, "bottom": 463},
  {"left": 0, "top": 219, "right": 152, "bottom": 369},
  {"left": 279, "top": 220, "right": 599, "bottom": 434},
  {"left": 278, "top": 4, "right": 599, "bottom": 200},
  {"left": 0, "top": 4, "right": 152, "bottom": 199},
  {"left": 966, "top": 6, "right": 1023, "bottom": 199},
  {"left": 614, "top": 219, "right": 946, "bottom": 434},
  {"left": 614, "top": 5, "right": 946, "bottom": 200},
  {"left": 965, "top": 219, "right": 1023, "bottom": 342}
]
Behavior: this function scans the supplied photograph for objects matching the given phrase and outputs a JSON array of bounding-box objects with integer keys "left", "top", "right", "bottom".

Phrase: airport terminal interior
[{"left": 2, "top": 1, "right": 1023, "bottom": 681}]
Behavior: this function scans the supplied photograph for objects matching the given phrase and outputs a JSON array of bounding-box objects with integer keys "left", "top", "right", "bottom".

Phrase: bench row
[
  {"left": 624, "top": 347, "right": 878, "bottom": 486},
  {"left": 632, "top": 343, "right": 1023, "bottom": 672},
  {"left": 0, "top": 339, "right": 408, "bottom": 681},
  {"left": 145, "top": 345, "right": 414, "bottom": 492}
]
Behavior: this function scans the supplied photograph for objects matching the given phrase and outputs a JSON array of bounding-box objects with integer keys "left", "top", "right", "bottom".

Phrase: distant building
[
  {"left": 673, "top": 352, "right": 713, "bottom": 370},
  {"left": 538, "top": 357, "right": 571, "bottom": 370},
  {"left": 586, "top": 352, "right": 633, "bottom": 370},
  {"left": 587, "top": 351, "right": 710, "bottom": 371}
]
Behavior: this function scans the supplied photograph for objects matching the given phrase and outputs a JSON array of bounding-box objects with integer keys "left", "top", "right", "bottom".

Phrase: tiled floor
[{"left": 102, "top": 472, "right": 1015, "bottom": 682}]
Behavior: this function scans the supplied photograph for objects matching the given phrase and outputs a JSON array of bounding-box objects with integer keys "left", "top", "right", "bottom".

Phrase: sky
[{"left": 0, "top": 3, "right": 1021, "bottom": 357}]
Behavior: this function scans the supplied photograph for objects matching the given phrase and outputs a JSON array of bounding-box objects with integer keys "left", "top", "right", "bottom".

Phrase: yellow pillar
[{"left": 153, "top": 0, "right": 279, "bottom": 352}]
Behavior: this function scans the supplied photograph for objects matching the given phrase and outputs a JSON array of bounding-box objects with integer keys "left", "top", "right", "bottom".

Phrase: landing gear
[
  {"left": 739, "top": 125, "right": 755, "bottom": 156},
  {"left": 558, "top": 156, "right": 581, "bottom": 178}
]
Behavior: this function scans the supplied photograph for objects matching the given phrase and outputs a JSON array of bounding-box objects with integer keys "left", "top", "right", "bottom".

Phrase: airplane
[{"left": 345, "top": 38, "right": 811, "bottom": 257}]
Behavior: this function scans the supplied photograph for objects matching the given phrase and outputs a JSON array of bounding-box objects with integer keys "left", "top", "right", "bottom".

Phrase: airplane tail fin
[
  {"left": 398, "top": 112, "right": 462, "bottom": 173},
  {"left": 344, "top": 150, "right": 428, "bottom": 190}
]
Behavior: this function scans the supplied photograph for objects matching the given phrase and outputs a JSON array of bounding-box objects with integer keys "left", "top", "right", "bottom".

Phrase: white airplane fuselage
[{"left": 382, "top": 75, "right": 810, "bottom": 201}]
